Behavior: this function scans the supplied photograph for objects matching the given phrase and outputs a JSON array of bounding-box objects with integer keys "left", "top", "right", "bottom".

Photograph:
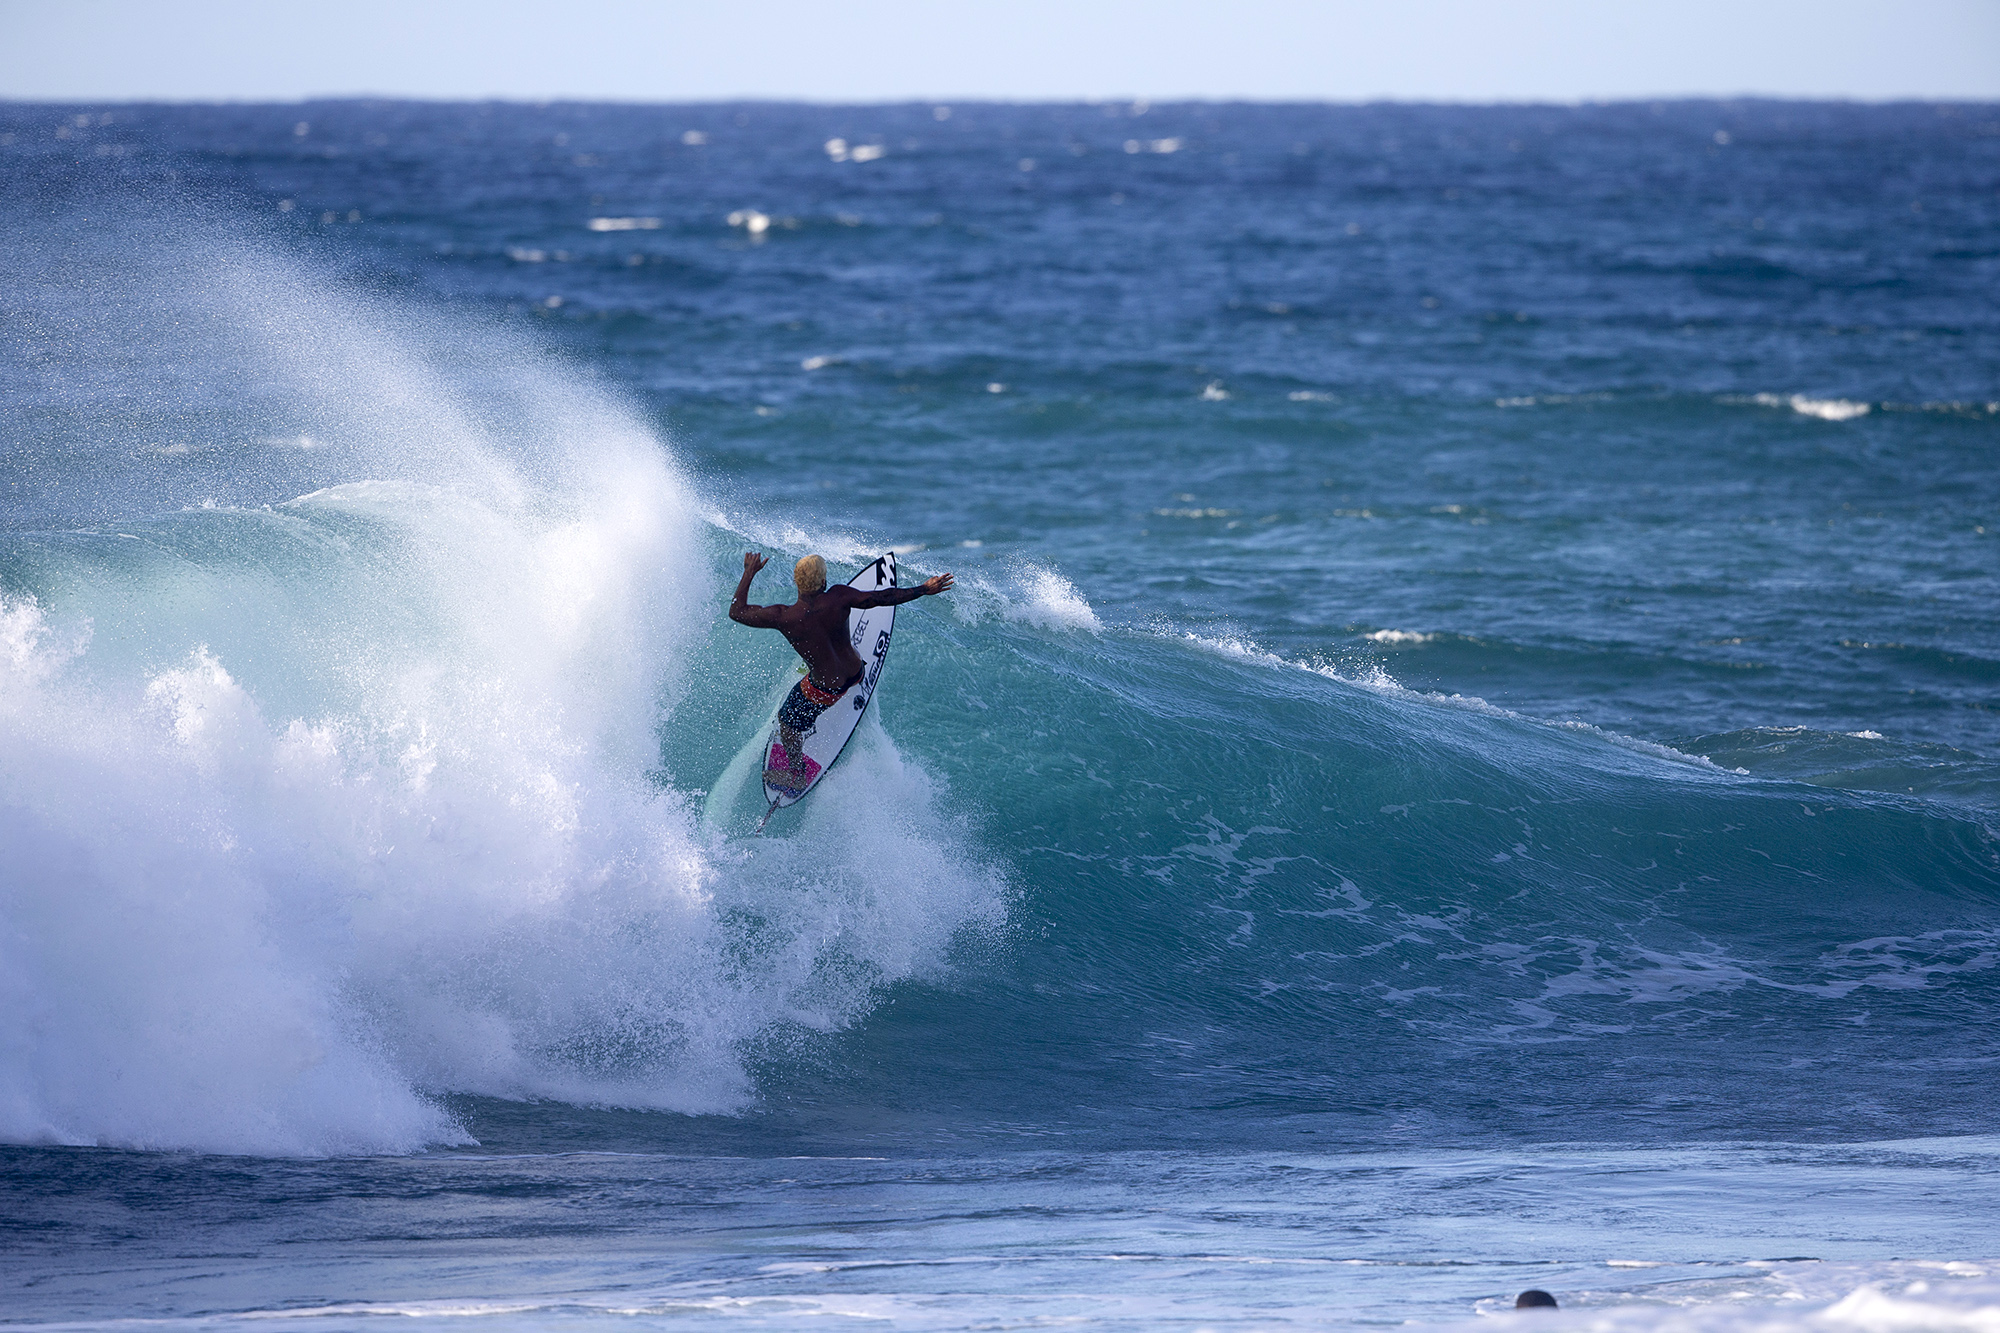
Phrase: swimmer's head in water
[
  {"left": 1515, "top": 1291, "right": 1559, "bottom": 1310},
  {"left": 794, "top": 554, "right": 828, "bottom": 595}
]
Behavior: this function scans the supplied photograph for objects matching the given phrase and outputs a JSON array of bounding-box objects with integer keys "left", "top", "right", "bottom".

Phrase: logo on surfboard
[{"left": 857, "top": 629, "right": 890, "bottom": 706}]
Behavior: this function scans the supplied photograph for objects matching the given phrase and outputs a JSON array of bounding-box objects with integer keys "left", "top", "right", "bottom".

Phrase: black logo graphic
[{"left": 856, "top": 628, "right": 891, "bottom": 705}]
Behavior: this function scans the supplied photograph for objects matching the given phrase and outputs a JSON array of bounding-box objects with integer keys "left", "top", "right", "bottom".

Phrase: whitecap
[{"left": 1754, "top": 392, "right": 1872, "bottom": 421}]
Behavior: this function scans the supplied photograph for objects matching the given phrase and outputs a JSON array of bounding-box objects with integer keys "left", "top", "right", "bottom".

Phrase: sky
[{"left": 1, "top": 0, "right": 1996, "bottom": 103}]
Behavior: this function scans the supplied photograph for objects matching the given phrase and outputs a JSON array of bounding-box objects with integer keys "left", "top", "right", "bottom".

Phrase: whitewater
[
  {"left": 3, "top": 98, "right": 1998, "bottom": 1331},
  {"left": 0, "top": 227, "right": 1006, "bottom": 1154}
]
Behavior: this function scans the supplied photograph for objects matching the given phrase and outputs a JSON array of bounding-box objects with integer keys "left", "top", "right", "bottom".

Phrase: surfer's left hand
[{"left": 922, "top": 573, "right": 954, "bottom": 595}]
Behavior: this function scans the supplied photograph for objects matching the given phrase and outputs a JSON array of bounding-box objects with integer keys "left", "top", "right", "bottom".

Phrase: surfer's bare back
[
  {"left": 731, "top": 551, "right": 952, "bottom": 686},
  {"left": 730, "top": 552, "right": 952, "bottom": 786}
]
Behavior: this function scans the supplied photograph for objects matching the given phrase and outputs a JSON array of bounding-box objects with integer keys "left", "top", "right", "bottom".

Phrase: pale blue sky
[{"left": 1, "top": 0, "right": 1995, "bottom": 102}]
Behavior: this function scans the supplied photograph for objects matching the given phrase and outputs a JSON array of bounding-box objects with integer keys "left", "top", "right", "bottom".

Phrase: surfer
[{"left": 730, "top": 552, "right": 952, "bottom": 788}]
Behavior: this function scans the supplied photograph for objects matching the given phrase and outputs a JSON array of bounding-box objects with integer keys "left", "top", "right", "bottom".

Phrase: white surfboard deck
[{"left": 757, "top": 552, "right": 897, "bottom": 827}]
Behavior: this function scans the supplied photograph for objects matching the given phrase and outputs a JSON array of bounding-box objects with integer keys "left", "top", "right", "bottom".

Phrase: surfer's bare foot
[
  {"left": 764, "top": 765, "right": 807, "bottom": 789},
  {"left": 764, "top": 743, "right": 808, "bottom": 788}
]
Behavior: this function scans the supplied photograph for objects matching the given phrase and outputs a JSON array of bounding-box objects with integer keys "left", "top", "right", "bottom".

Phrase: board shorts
[{"left": 777, "top": 667, "right": 862, "bottom": 736}]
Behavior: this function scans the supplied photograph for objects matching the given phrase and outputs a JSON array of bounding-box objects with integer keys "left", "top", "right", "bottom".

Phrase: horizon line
[{"left": 6, "top": 92, "right": 1999, "bottom": 110}]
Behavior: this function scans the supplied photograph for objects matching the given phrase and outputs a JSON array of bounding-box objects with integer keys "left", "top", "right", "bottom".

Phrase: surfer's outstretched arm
[
  {"left": 846, "top": 572, "right": 954, "bottom": 609},
  {"left": 728, "top": 552, "right": 782, "bottom": 627}
]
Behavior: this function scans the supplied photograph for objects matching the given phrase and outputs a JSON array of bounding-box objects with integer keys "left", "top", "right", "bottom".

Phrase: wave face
[
  {"left": 841, "top": 616, "right": 2000, "bottom": 1144},
  {"left": 1, "top": 101, "right": 1998, "bottom": 1166}
]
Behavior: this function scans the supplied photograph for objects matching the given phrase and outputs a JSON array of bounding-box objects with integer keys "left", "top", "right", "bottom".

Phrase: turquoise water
[{"left": 2, "top": 99, "right": 1998, "bottom": 1330}]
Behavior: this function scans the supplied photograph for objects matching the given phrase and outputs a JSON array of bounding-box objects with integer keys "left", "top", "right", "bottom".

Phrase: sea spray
[{"left": 0, "top": 218, "right": 1007, "bottom": 1154}]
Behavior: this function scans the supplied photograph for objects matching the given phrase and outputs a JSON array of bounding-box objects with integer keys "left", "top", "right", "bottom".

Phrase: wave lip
[{"left": 1174, "top": 627, "right": 1744, "bottom": 775}]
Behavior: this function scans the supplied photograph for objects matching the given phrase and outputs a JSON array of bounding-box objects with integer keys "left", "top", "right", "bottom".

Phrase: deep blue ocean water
[{"left": 2, "top": 99, "right": 1998, "bottom": 1330}]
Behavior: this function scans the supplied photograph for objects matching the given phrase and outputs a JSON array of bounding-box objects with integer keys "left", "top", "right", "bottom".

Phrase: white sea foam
[
  {"left": 1754, "top": 392, "right": 1873, "bottom": 422},
  {"left": 1365, "top": 629, "right": 1436, "bottom": 644},
  {"left": 95, "top": 1257, "right": 2000, "bottom": 1331},
  {"left": 0, "top": 239, "right": 1004, "bottom": 1156},
  {"left": 1458, "top": 1261, "right": 2000, "bottom": 1333}
]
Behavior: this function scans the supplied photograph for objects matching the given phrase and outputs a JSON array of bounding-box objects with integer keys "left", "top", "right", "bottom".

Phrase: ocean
[{"left": 1, "top": 98, "right": 1997, "bottom": 1331}]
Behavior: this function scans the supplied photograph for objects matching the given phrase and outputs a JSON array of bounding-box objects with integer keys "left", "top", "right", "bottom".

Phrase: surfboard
[{"left": 757, "top": 552, "right": 897, "bottom": 827}]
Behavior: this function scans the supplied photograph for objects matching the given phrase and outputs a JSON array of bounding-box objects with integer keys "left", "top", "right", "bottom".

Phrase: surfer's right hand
[
  {"left": 922, "top": 573, "right": 954, "bottom": 595},
  {"left": 743, "top": 552, "right": 768, "bottom": 574}
]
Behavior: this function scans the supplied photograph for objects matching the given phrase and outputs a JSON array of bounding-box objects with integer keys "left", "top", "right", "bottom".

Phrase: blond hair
[{"left": 794, "top": 554, "right": 828, "bottom": 594}]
